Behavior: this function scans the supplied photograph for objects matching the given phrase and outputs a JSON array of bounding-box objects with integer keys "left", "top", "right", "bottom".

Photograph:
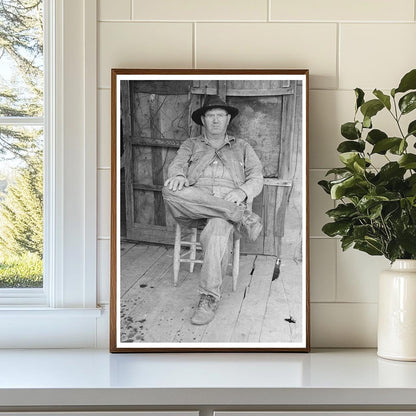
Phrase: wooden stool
[{"left": 173, "top": 223, "right": 240, "bottom": 291}]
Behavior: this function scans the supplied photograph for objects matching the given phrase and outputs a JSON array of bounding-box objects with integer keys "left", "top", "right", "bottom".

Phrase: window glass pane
[
  {"left": 0, "top": 0, "right": 44, "bottom": 117},
  {"left": 0, "top": 126, "right": 43, "bottom": 289},
  {"left": 0, "top": 0, "right": 44, "bottom": 290}
]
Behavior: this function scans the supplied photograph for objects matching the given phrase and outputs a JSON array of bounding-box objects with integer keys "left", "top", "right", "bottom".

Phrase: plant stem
[{"left": 390, "top": 97, "right": 406, "bottom": 139}]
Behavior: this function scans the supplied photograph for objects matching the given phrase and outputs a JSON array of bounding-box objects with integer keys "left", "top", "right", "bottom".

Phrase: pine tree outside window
[{"left": 0, "top": 0, "right": 44, "bottom": 290}]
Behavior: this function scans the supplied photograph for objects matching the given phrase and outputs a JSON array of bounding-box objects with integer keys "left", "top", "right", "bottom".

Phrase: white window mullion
[{"left": 44, "top": 0, "right": 56, "bottom": 307}]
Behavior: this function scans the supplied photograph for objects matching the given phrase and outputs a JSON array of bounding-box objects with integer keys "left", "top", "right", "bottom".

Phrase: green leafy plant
[{"left": 319, "top": 69, "right": 416, "bottom": 262}]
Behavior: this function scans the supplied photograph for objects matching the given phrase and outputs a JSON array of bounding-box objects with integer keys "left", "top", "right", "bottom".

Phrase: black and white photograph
[{"left": 110, "top": 69, "right": 309, "bottom": 352}]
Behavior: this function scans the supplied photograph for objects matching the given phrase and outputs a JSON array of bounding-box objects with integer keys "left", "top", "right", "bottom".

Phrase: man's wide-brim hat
[{"left": 191, "top": 95, "right": 239, "bottom": 126}]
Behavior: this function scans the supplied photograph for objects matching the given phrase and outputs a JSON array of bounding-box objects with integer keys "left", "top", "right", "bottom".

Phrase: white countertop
[{"left": 0, "top": 348, "right": 416, "bottom": 407}]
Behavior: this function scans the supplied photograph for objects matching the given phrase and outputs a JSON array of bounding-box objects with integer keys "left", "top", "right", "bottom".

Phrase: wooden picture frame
[{"left": 110, "top": 69, "right": 310, "bottom": 352}]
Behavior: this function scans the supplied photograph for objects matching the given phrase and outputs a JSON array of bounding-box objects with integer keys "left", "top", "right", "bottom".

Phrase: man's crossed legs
[{"left": 162, "top": 185, "right": 261, "bottom": 325}]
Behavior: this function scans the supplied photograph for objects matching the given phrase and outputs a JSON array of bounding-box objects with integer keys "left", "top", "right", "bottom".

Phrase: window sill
[
  {"left": 0, "top": 306, "right": 102, "bottom": 316},
  {"left": 0, "top": 288, "right": 47, "bottom": 306},
  {"left": 0, "top": 307, "right": 103, "bottom": 348}
]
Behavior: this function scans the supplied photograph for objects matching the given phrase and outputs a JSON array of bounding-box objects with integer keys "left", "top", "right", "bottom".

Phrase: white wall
[{"left": 96, "top": 0, "right": 416, "bottom": 348}]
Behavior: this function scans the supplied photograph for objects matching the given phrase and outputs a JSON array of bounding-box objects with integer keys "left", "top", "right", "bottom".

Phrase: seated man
[{"left": 162, "top": 95, "right": 264, "bottom": 326}]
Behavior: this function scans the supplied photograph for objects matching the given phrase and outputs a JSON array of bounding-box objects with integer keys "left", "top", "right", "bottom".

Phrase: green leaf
[
  {"left": 405, "top": 174, "right": 416, "bottom": 197},
  {"left": 360, "top": 99, "right": 384, "bottom": 119},
  {"left": 318, "top": 180, "right": 331, "bottom": 194},
  {"left": 377, "top": 162, "right": 406, "bottom": 181},
  {"left": 354, "top": 241, "right": 383, "bottom": 256},
  {"left": 353, "top": 158, "right": 366, "bottom": 174},
  {"left": 357, "top": 195, "right": 389, "bottom": 211},
  {"left": 341, "top": 235, "right": 355, "bottom": 251},
  {"left": 398, "top": 227, "right": 416, "bottom": 255},
  {"left": 330, "top": 175, "right": 365, "bottom": 200},
  {"left": 338, "top": 153, "right": 370, "bottom": 177},
  {"left": 390, "top": 139, "right": 408, "bottom": 155},
  {"left": 399, "top": 92, "right": 416, "bottom": 115},
  {"left": 406, "top": 174, "right": 416, "bottom": 187},
  {"left": 371, "top": 137, "right": 402, "bottom": 154},
  {"left": 363, "top": 115, "right": 372, "bottom": 129},
  {"left": 373, "top": 89, "right": 391, "bottom": 110},
  {"left": 386, "top": 240, "right": 402, "bottom": 263},
  {"left": 407, "top": 196, "right": 416, "bottom": 207},
  {"left": 366, "top": 129, "right": 387, "bottom": 145},
  {"left": 407, "top": 120, "right": 416, "bottom": 137},
  {"left": 330, "top": 176, "right": 354, "bottom": 199},
  {"left": 341, "top": 122, "right": 360, "bottom": 140},
  {"left": 322, "top": 221, "right": 351, "bottom": 237},
  {"left": 339, "top": 152, "right": 360, "bottom": 167},
  {"left": 326, "top": 203, "right": 357, "bottom": 220},
  {"left": 337, "top": 140, "right": 365, "bottom": 153},
  {"left": 365, "top": 236, "right": 384, "bottom": 252},
  {"left": 369, "top": 203, "right": 383, "bottom": 220},
  {"left": 399, "top": 154, "right": 416, "bottom": 169},
  {"left": 395, "top": 69, "right": 416, "bottom": 94},
  {"left": 325, "top": 167, "right": 352, "bottom": 176},
  {"left": 355, "top": 88, "right": 365, "bottom": 110},
  {"left": 352, "top": 224, "right": 374, "bottom": 240}
]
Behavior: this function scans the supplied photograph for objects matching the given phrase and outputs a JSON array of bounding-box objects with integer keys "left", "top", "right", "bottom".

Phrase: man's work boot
[
  {"left": 240, "top": 210, "right": 263, "bottom": 242},
  {"left": 191, "top": 294, "right": 218, "bottom": 325}
]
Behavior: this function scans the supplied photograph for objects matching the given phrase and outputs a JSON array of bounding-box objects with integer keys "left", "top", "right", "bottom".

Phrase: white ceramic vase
[{"left": 378, "top": 259, "right": 416, "bottom": 361}]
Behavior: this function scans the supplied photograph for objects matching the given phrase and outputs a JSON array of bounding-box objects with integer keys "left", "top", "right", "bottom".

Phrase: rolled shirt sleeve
[{"left": 167, "top": 139, "right": 193, "bottom": 179}]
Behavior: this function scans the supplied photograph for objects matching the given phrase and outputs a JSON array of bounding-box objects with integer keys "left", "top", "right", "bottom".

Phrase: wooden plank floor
[{"left": 120, "top": 242, "right": 303, "bottom": 344}]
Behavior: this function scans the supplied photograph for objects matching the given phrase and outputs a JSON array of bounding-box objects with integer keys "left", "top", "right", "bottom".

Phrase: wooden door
[{"left": 120, "top": 80, "right": 302, "bottom": 257}]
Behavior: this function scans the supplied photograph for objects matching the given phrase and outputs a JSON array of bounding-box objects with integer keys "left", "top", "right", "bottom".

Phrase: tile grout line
[
  {"left": 309, "top": 236, "right": 339, "bottom": 239},
  {"left": 267, "top": 0, "right": 271, "bottom": 22},
  {"left": 193, "top": 22, "right": 197, "bottom": 69},
  {"left": 333, "top": 230, "right": 339, "bottom": 303},
  {"left": 97, "top": 19, "right": 415, "bottom": 24},
  {"left": 336, "top": 22, "right": 340, "bottom": 90},
  {"left": 130, "top": 0, "right": 133, "bottom": 20},
  {"left": 311, "top": 301, "right": 378, "bottom": 305}
]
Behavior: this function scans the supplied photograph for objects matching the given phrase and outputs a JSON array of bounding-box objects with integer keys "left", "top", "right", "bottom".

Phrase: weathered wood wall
[{"left": 120, "top": 79, "right": 303, "bottom": 257}]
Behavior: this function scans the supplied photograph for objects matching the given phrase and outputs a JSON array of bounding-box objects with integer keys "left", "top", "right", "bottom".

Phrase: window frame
[
  {"left": 0, "top": 1, "right": 49, "bottom": 305},
  {"left": 0, "top": 0, "right": 100, "bottom": 348}
]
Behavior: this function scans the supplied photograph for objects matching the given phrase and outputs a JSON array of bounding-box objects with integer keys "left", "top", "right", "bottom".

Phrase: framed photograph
[{"left": 110, "top": 69, "right": 310, "bottom": 352}]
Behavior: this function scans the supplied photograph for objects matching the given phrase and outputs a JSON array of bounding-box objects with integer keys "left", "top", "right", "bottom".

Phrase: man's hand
[
  {"left": 164, "top": 175, "right": 189, "bottom": 191},
  {"left": 224, "top": 188, "right": 246, "bottom": 205}
]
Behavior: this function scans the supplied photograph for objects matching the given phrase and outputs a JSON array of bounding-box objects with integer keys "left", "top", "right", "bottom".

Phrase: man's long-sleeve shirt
[{"left": 167, "top": 135, "right": 264, "bottom": 201}]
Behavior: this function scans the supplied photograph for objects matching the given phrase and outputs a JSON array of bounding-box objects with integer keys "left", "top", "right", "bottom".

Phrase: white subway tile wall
[
  {"left": 98, "top": 90, "right": 111, "bottom": 168},
  {"left": 97, "top": 0, "right": 416, "bottom": 347},
  {"left": 99, "top": 0, "right": 131, "bottom": 20},
  {"left": 311, "top": 303, "right": 378, "bottom": 347},
  {"left": 196, "top": 23, "right": 338, "bottom": 89},
  {"left": 336, "top": 246, "right": 389, "bottom": 303},
  {"left": 309, "top": 90, "right": 354, "bottom": 169},
  {"left": 97, "top": 239, "right": 110, "bottom": 305},
  {"left": 270, "top": 0, "right": 414, "bottom": 22},
  {"left": 132, "top": 0, "right": 268, "bottom": 21},
  {"left": 310, "top": 239, "right": 337, "bottom": 302},
  {"left": 98, "top": 169, "right": 111, "bottom": 239},
  {"left": 340, "top": 24, "right": 416, "bottom": 90},
  {"left": 98, "top": 22, "right": 193, "bottom": 88}
]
